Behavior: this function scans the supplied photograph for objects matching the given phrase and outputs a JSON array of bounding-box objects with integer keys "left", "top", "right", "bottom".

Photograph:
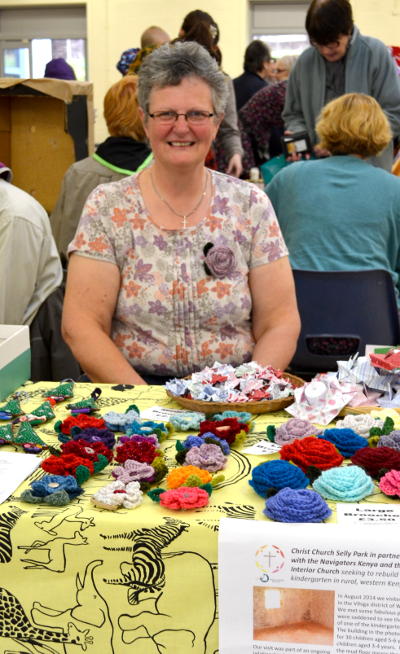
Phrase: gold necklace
[{"left": 150, "top": 170, "right": 209, "bottom": 228}]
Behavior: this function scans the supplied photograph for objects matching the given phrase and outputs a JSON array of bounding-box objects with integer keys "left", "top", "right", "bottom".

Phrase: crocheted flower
[
  {"left": 199, "top": 418, "right": 248, "bottom": 445},
  {"left": 41, "top": 453, "right": 94, "bottom": 477},
  {"left": 55, "top": 415, "right": 106, "bottom": 435},
  {"left": 182, "top": 435, "right": 204, "bottom": 449},
  {"left": 119, "top": 433, "right": 159, "bottom": 447},
  {"left": 203, "top": 243, "right": 236, "bottom": 278},
  {"left": 202, "top": 432, "right": 231, "bottom": 454},
  {"left": 24, "top": 474, "right": 83, "bottom": 499},
  {"left": 275, "top": 418, "right": 321, "bottom": 446},
  {"left": 249, "top": 460, "right": 309, "bottom": 497},
  {"left": 166, "top": 465, "right": 212, "bottom": 489},
  {"left": 379, "top": 469, "right": 400, "bottom": 497},
  {"left": 91, "top": 480, "right": 143, "bottom": 510},
  {"left": 313, "top": 465, "right": 375, "bottom": 501},
  {"left": 112, "top": 459, "right": 155, "bottom": 483},
  {"left": 61, "top": 439, "right": 113, "bottom": 462},
  {"left": 115, "top": 439, "right": 158, "bottom": 464},
  {"left": 280, "top": 436, "right": 344, "bottom": 472},
  {"left": 125, "top": 420, "right": 169, "bottom": 440},
  {"left": 212, "top": 410, "right": 252, "bottom": 423},
  {"left": 351, "top": 446, "right": 400, "bottom": 479},
  {"left": 264, "top": 487, "right": 332, "bottom": 523},
  {"left": 377, "top": 431, "right": 400, "bottom": 451},
  {"left": 319, "top": 428, "right": 368, "bottom": 458},
  {"left": 159, "top": 486, "right": 210, "bottom": 510},
  {"left": 169, "top": 411, "right": 205, "bottom": 431},
  {"left": 102, "top": 407, "right": 140, "bottom": 432},
  {"left": 335, "top": 413, "right": 384, "bottom": 438},
  {"left": 72, "top": 427, "right": 116, "bottom": 449},
  {"left": 184, "top": 443, "right": 227, "bottom": 472}
]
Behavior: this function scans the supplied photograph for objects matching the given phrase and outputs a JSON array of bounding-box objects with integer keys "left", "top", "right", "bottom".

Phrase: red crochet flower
[
  {"left": 199, "top": 418, "right": 249, "bottom": 445},
  {"left": 351, "top": 446, "right": 400, "bottom": 479},
  {"left": 115, "top": 440, "right": 158, "bottom": 464},
  {"left": 280, "top": 436, "right": 343, "bottom": 472},
  {"left": 41, "top": 453, "right": 94, "bottom": 476},
  {"left": 159, "top": 486, "right": 210, "bottom": 510},
  {"left": 61, "top": 439, "right": 113, "bottom": 462},
  {"left": 57, "top": 415, "right": 106, "bottom": 435}
]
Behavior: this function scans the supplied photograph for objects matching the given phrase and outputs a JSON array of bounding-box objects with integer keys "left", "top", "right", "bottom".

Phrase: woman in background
[{"left": 50, "top": 75, "right": 152, "bottom": 260}]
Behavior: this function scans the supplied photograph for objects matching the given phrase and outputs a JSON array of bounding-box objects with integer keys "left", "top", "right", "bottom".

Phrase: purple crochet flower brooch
[{"left": 203, "top": 243, "right": 236, "bottom": 278}]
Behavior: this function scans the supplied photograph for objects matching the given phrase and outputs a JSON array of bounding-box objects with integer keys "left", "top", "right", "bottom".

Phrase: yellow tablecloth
[{"left": 0, "top": 382, "right": 392, "bottom": 654}]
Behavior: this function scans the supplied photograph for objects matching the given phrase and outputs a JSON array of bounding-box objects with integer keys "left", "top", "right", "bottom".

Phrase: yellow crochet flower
[{"left": 166, "top": 465, "right": 212, "bottom": 489}]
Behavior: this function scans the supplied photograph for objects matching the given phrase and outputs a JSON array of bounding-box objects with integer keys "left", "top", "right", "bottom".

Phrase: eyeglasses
[
  {"left": 148, "top": 110, "right": 214, "bottom": 124},
  {"left": 276, "top": 68, "right": 288, "bottom": 74}
]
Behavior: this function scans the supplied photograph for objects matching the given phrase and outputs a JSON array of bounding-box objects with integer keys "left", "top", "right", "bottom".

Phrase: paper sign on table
[{"left": 0, "top": 451, "right": 40, "bottom": 503}]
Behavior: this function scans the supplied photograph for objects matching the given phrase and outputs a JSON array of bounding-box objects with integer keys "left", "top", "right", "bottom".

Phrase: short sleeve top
[{"left": 68, "top": 170, "right": 288, "bottom": 377}]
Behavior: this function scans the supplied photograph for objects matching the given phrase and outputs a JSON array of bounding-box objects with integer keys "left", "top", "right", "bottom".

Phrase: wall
[
  {"left": 253, "top": 587, "right": 335, "bottom": 629},
  {"left": 2, "top": 0, "right": 400, "bottom": 143}
]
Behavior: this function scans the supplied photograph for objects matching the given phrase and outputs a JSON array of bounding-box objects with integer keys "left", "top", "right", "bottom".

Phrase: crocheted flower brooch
[
  {"left": 280, "top": 436, "right": 344, "bottom": 473},
  {"left": 91, "top": 480, "right": 143, "bottom": 511},
  {"left": 264, "top": 487, "right": 332, "bottom": 523},
  {"left": 312, "top": 465, "right": 375, "bottom": 502},
  {"left": 149, "top": 485, "right": 212, "bottom": 510},
  {"left": 267, "top": 418, "right": 321, "bottom": 446},
  {"left": 203, "top": 243, "right": 236, "bottom": 278},
  {"left": 21, "top": 474, "right": 83, "bottom": 506},
  {"left": 249, "top": 460, "right": 309, "bottom": 497}
]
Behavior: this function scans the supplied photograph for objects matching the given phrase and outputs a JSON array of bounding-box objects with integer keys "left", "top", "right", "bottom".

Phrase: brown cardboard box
[{"left": 0, "top": 78, "right": 94, "bottom": 213}]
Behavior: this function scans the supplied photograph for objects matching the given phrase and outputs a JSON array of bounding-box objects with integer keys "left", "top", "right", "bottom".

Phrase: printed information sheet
[{"left": 218, "top": 518, "right": 400, "bottom": 654}]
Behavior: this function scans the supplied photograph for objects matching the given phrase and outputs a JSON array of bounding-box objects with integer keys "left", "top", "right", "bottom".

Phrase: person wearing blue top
[{"left": 267, "top": 93, "right": 400, "bottom": 303}]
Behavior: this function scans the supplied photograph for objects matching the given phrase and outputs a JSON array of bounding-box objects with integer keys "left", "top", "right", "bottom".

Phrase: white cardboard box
[{"left": 0, "top": 325, "right": 30, "bottom": 400}]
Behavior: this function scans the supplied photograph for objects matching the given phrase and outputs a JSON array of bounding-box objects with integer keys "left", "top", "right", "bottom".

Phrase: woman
[
  {"left": 239, "top": 55, "right": 297, "bottom": 172},
  {"left": 282, "top": 0, "right": 400, "bottom": 170},
  {"left": 62, "top": 42, "right": 300, "bottom": 384},
  {"left": 267, "top": 93, "right": 400, "bottom": 301},
  {"left": 178, "top": 10, "right": 243, "bottom": 177},
  {"left": 50, "top": 75, "right": 152, "bottom": 259}
]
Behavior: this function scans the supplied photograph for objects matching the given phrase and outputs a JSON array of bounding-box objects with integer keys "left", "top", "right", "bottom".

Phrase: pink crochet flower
[
  {"left": 112, "top": 459, "right": 155, "bottom": 483},
  {"left": 379, "top": 469, "right": 400, "bottom": 496},
  {"left": 185, "top": 443, "right": 227, "bottom": 472},
  {"left": 159, "top": 486, "right": 210, "bottom": 510},
  {"left": 275, "top": 418, "right": 321, "bottom": 446}
]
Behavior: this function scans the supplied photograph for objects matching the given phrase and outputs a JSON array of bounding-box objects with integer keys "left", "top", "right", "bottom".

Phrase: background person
[
  {"left": 51, "top": 75, "right": 152, "bottom": 261},
  {"left": 282, "top": 0, "right": 400, "bottom": 170},
  {"left": 233, "top": 40, "right": 271, "bottom": 111},
  {"left": 62, "top": 42, "right": 300, "bottom": 384},
  {"left": 268, "top": 93, "right": 400, "bottom": 301}
]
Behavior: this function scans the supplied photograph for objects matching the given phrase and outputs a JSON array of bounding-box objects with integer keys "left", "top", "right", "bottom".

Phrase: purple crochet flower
[
  {"left": 275, "top": 418, "right": 321, "bottom": 446},
  {"left": 377, "top": 431, "right": 400, "bottom": 451},
  {"left": 112, "top": 459, "right": 155, "bottom": 483},
  {"left": 73, "top": 427, "right": 116, "bottom": 449},
  {"left": 204, "top": 244, "right": 236, "bottom": 278},
  {"left": 185, "top": 443, "right": 227, "bottom": 472},
  {"left": 201, "top": 432, "right": 230, "bottom": 454}
]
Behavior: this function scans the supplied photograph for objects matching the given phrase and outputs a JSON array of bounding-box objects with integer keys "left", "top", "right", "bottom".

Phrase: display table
[{"left": 0, "top": 382, "right": 392, "bottom": 654}]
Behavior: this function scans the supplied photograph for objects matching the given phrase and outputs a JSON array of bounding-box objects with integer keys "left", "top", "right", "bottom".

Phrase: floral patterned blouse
[{"left": 68, "top": 170, "right": 288, "bottom": 377}]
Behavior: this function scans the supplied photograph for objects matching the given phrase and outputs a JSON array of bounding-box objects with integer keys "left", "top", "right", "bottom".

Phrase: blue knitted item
[
  {"left": 264, "top": 487, "right": 331, "bottom": 523},
  {"left": 377, "top": 431, "right": 400, "bottom": 451},
  {"left": 312, "top": 465, "right": 375, "bottom": 501},
  {"left": 319, "top": 428, "right": 368, "bottom": 457},
  {"left": 212, "top": 410, "right": 252, "bottom": 424},
  {"left": 249, "top": 460, "right": 308, "bottom": 497},
  {"left": 169, "top": 412, "right": 205, "bottom": 431}
]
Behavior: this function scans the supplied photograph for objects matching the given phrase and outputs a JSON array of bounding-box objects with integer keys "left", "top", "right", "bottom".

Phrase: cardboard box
[
  {"left": 0, "top": 78, "right": 94, "bottom": 213},
  {"left": 0, "top": 325, "right": 30, "bottom": 401}
]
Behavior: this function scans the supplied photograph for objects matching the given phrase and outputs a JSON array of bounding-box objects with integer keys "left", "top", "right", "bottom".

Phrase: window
[
  {"left": 264, "top": 589, "right": 281, "bottom": 609},
  {"left": 250, "top": 1, "right": 309, "bottom": 58},
  {"left": 0, "top": 6, "right": 86, "bottom": 79}
]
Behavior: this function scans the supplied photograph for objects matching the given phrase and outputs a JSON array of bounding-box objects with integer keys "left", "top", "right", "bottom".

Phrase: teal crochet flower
[{"left": 312, "top": 465, "right": 374, "bottom": 501}]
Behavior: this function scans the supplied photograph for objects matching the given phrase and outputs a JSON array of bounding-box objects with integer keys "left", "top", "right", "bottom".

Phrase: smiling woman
[{"left": 62, "top": 41, "right": 300, "bottom": 385}]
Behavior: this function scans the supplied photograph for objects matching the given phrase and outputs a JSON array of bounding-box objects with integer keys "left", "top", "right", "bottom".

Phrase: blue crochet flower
[
  {"left": 201, "top": 432, "right": 231, "bottom": 455},
  {"left": 264, "top": 487, "right": 332, "bottom": 523},
  {"left": 319, "top": 428, "right": 368, "bottom": 458},
  {"left": 312, "top": 465, "right": 374, "bottom": 501},
  {"left": 182, "top": 435, "right": 204, "bottom": 449},
  {"left": 30, "top": 474, "right": 83, "bottom": 499},
  {"left": 212, "top": 410, "right": 252, "bottom": 424},
  {"left": 249, "top": 460, "right": 308, "bottom": 497},
  {"left": 102, "top": 408, "right": 140, "bottom": 431}
]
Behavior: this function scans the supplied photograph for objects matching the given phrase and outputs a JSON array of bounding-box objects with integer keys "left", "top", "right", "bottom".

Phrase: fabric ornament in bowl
[
  {"left": 264, "top": 487, "right": 331, "bottom": 523},
  {"left": 312, "top": 465, "right": 375, "bottom": 501},
  {"left": 249, "top": 460, "right": 309, "bottom": 497}
]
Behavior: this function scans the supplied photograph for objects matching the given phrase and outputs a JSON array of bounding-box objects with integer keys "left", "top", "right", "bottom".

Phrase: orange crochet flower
[{"left": 166, "top": 465, "right": 212, "bottom": 489}]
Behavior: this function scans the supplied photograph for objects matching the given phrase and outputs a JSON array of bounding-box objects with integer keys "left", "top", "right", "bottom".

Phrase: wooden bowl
[{"left": 165, "top": 372, "right": 304, "bottom": 415}]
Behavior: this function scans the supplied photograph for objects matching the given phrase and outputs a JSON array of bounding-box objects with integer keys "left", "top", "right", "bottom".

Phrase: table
[{"left": 0, "top": 382, "right": 393, "bottom": 654}]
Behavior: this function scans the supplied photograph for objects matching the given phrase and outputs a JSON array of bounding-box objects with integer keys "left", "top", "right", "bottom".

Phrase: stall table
[{"left": 0, "top": 382, "right": 392, "bottom": 654}]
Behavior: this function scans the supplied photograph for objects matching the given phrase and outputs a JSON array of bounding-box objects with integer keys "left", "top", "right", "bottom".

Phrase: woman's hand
[
  {"left": 226, "top": 153, "right": 243, "bottom": 177},
  {"left": 62, "top": 255, "right": 148, "bottom": 384}
]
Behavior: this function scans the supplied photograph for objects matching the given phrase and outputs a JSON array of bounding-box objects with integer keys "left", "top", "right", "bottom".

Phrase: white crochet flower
[
  {"left": 91, "top": 480, "right": 143, "bottom": 510},
  {"left": 335, "top": 413, "right": 384, "bottom": 437}
]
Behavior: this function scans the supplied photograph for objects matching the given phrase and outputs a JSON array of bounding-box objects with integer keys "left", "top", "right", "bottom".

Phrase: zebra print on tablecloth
[{"left": 0, "top": 506, "right": 26, "bottom": 563}]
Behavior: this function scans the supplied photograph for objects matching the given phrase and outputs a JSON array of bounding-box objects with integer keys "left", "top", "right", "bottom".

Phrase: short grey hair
[{"left": 137, "top": 41, "right": 228, "bottom": 116}]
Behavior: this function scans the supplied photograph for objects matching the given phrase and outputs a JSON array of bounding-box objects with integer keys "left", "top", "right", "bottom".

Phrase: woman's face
[
  {"left": 141, "top": 76, "right": 221, "bottom": 169},
  {"left": 311, "top": 33, "right": 351, "bottom": 62}
]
